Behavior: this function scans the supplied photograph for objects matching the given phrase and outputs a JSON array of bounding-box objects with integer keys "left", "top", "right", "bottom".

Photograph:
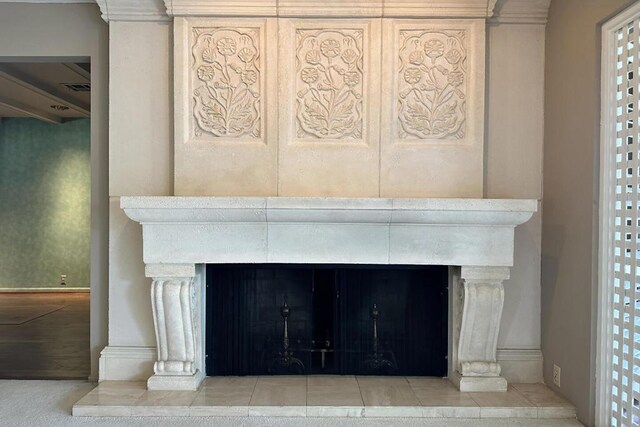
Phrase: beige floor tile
[
  {"left": 479, "top": 407, "right": 539, "bottom": 418},
  {"left": 307, "top": 375, "right": 357, "bottom": 387},
  {"left": 356, "top": 376, "right": 409, "bottom": 387},
  {"left": 406, "top": 377, "right": 451, "bottom": 389},
  {"left": 364, "top": 406, "right": 424, "bottom": 417},
  {"left": 191, "top": 387, "right": 253, "bottom": 406},
  {"left": 469, "top": 387, "right": 535, "bottom": 408},
  {"left": 133, "top": 390, "right": 199, "bottom": 407},
  {"left": 413, "top": 387, "right": 479, "bottom": 407},
  {"left": 250, "top": 384, "right": 307, "bottom": 406},
  {"left": 307, "top": 386, "right": 364, "bottom": 406},
  {"left": 202, "top": 376, "right": 258, "bottom": 389},
  {"left": 360, "top": 385, "right": 420, "bottom": 406},
  {"left": 256, "top": 375, "right": 307, "bottom": 387},
  {"left": 511, "top": 383, "right": 573, "bottom": 407},
  {"left": 306, "top": 406, "right": 364, "bottom": 417},
  {"left": 248, "top": 406, "right": 307, "bottom": 417},
  {"left": 422, "top": 406, "right": 481, "bottom": 418},
  {"left": 74, "top": 381, "right": 146, "bottom": 406}
]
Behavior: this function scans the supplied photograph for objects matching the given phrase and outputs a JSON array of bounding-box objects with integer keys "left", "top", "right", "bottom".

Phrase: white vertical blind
[{"left": 609, "top": 14, "right": 640, "bottom": 427}]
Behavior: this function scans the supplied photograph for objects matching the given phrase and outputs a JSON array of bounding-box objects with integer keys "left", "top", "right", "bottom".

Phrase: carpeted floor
[{"left": 0, "top": 380, "right": 585, "bottom": 426}]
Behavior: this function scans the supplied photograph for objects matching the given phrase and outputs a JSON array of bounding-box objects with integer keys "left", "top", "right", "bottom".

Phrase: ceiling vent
[{"left": 62, "top": 83, "right": 91, "bottom": 92}]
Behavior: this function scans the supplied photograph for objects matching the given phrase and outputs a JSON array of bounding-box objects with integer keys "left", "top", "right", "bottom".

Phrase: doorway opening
[{"left": 0, "top": 62, "right": 91, "bottom": 379}]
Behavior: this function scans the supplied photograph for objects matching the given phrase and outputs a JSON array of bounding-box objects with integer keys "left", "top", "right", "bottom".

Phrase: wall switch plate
[
  {"left": 553, "top": 364, "right": 561, "bottom": 387},
  {"left": 60, "top": 274, "right": 67, "bottom": 286}
]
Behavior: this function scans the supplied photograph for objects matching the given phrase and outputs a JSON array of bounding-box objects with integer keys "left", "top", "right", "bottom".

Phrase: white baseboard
[
  {"left": 497, "top": 349, "right": 543, "bottom": 383},
  {"left": 98, "top": 346, "right": 155, "bottom": 382},
  {"left": 0, "top": 287, "right": 90, "bottom": 293}
]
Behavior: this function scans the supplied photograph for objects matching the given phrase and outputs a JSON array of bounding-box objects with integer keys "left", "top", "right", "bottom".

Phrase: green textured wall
[{"left": 0, "top": 118, "right": 90, "bottom": 289}]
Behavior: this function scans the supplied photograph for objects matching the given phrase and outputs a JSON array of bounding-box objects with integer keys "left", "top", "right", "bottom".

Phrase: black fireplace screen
[{"left": 206, "top": 264, "right": 448, "bottom": 377}]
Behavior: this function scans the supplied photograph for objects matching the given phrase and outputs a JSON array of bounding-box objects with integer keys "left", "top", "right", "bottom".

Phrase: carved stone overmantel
[
  {"left": 145, "top": 263, "right": 205, "bottom": 391},
  {"left": 452, "top": 266, "right": 510, "bottom": 392}
]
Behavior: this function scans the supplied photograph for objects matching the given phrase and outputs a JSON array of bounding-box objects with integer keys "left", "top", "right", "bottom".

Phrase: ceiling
[{"left": 0, "top": 62, "right": 90, "bottom": 124}]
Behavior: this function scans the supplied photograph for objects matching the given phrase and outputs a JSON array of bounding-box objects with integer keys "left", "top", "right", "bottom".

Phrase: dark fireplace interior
[{"left": 206, "top": 264, "right": 448, "bottom": 377}]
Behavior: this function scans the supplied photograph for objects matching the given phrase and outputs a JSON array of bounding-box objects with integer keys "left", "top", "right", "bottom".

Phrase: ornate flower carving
[
  {"left": 447, "top": 71, "right": 464, "bottom": 87},
  {"left": 238, "top": 47, "right": 255, "bottom": 63},
  {"left": 341, "top": 48, "right": 358, "bottom": 64},
  {"left": 216, "top": 37, "right": 237, "bottom": 56},
  {"left": 343, "top": 71, "right": 360, "bottom": 87},
  {"left": 296, "top": 29, "right": 363, "bottom": 139},
  {"left": 398, "top": 30, "right": 467, "bottom": 140},
  {"left": 301, "top": 67, "right": 319, "bottom": 84},
  {"left": 404, "top": 67, "right": 422, "bottom": 85},
  {"left": 320, "top": 39, "right": 341, "bottom": 58},
  {"left": 202, "top": 47, "right": 216, "bottom": 63},
  {"left": 197, "top": 65, "right": 215, "bottom": 81},
  {"left": 192, "top": 28, "right": 261, "bottom": 138},
  {"left": 241, "top": 70, "right": 258, "bottom": 85},
  {"left": 305, "top": 50, "right": 322, "bottom": 65},
  {"left": 445, "top": 48, "right": 462, "bottom": 65},
  {"left": 424, "top": 39, "right": 445, "bottom": 62},
  {"left": 409, "top": 51, "right": 425, "bottom": 66}
]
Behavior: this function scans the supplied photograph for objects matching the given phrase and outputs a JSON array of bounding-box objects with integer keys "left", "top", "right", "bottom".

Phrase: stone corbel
[
  {"left": 145, "top": 263, "right": 205, "bottom": 391},
  {"left": 452, "top": 266, "right": 510, "bottom": 392}
]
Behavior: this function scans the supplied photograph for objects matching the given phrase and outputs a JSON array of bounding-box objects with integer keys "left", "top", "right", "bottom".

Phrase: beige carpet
[
  {"left": 0, "top": 305, "right": 64, "bottom": 325},
  {"left": 0, "top": 380, "right": 585, "bottom": 427}
]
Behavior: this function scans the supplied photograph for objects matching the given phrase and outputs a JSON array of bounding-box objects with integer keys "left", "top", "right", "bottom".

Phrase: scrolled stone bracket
[
  {"left": 452, "top": 266, "right": 510, "bottom": 392},
  {"left": 145, "top": 263, "right": 205, "bottom": 391}
]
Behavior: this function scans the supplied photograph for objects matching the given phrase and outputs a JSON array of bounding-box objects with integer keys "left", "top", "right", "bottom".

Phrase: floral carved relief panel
[
  {"left": 191, "top": 27, "right": 262, "bottom": 139},
  {"left": 397, "top": 30, "right": 467, "bottom": 140},
  {"left": 380, "top": 20, "right": 484, "bottom": 198},
  {"left": 295, "top": 29, "right": 364, "bottom": 140}
]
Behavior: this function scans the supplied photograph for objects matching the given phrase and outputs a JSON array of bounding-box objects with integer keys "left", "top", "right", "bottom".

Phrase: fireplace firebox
[{"left": 206, "top": 264, "right": 448, "bottom": 377}]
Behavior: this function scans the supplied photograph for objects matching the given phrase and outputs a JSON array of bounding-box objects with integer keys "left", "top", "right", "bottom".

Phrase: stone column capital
[
  {"left": 460, "top": 266, "right": 510, "bottom": 283},
  {"left": 145, "top": 263, "right": 196, "bottom": 279}
]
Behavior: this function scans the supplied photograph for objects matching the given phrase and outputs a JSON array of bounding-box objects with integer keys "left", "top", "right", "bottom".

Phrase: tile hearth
[{"left": 73, "top": 377, "right": 576, "bottom": 419}]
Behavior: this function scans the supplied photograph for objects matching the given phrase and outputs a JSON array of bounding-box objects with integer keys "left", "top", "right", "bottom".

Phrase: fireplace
[
  {"left": 206, "top": 264, "right": 448, "bottom": 377},
  {"left": 120, "top": 196, "right": 536, "bottom": 393}
]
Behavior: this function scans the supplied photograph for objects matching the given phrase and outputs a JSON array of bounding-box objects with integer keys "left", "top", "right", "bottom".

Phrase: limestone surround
[
  {"left": 121, "top": 197, "right": 536, "bottom": 392},
  {"left": 95, "top": 0, "right": 550, "bottom": 397}
]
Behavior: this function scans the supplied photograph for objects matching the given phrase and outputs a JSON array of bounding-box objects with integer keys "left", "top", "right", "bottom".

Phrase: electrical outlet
[
  {"left": 553, "top": 364, "right": 561, "bottom": 388},
  {"left": 60, "top": 274, "right": 67, "bottom": 286}
]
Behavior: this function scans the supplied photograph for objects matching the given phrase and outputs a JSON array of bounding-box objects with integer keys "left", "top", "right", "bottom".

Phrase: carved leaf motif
[
  {"left": 191, "top": 27, "right": 261, "bottom": 138},
  {"left": 295, "top": 29, "right": 364, "bottom": 140},
  {"left": 397, "top": 30, "right": 467, "bottom": 140}
]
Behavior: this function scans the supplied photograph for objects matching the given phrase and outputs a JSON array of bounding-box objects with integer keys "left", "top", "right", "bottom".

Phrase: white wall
[
  {"left": 487, "top": 23, "right": 545, "bottom": 357},
  {"left": 102, "top": 14, "right": 546, "bottom": 383},
  {"left": 542, "top": 0, "right": 636, "bottom": 424},
  {"left": 0, "top": 3, "right": 109, "bottom": 381}
]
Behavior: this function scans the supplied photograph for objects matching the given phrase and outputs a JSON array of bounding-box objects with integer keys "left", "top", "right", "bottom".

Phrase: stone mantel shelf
[
  {"left": 121, "top": 196, "right": 536, "bottom": 267},
  {"left": 121, "top": 196, "right": 535, "bottom": 224}
]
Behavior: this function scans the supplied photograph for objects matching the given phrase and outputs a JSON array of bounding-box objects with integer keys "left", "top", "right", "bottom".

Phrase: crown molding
[
  {"left": 279, "top": 1, "right": 382, "bottom": 17},
  {"left": 489, "top": 0, "right": 551, "bottom": 24},
  {"left": 95, "top": 0, "right": 549, "bottom": 22},
  {"left": 163, "top": 0, "right": 498, "bottom": 18},
  {"left": 164, "top": 0, "right": 277, "bottom": 17},
  {"left": 383, "top": 0, "right": 497, "bottom": 18},
  {"left": 95, "top": 0, "right": 169, "bottom": 22}
]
